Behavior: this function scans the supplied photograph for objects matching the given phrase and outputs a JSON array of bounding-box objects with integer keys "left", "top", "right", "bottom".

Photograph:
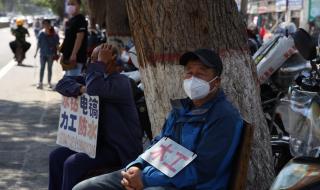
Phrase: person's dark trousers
[
  {"left": 39, "top": 55, "right": 53, "bottom": 84},
  {"left": 23, "top": 41, "right": 31, "bottom": 52},
  {"left": 73, "top": 170, "right": 178, "bottom": 190},
  {"left": 9, "top": 41, "right": 30, "bottom": 54},
  {"left": 9, "top": 41, "right": 16, "bottom": 54},
  {"left": 49, "top": 147, "right": 120, "bottom": 190}
]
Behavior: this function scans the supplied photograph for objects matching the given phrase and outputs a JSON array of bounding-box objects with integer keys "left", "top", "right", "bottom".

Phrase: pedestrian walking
[
  {"left": 34, "top": 19, "right": 60, "bottom": 89},
  {"left": 60, "top": 0, "right": 87, "bottom": 76}
]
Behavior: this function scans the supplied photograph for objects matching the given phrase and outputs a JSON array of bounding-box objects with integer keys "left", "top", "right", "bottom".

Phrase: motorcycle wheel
[{"left": 15, "top": 47, "right": 24, "bottom": 65}]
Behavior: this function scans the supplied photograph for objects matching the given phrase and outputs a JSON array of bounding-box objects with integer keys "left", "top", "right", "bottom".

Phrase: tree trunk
[
  {"left": 85, "top": 0, "right": 107, "bottom": 27},
  {"left": 125, "top": 0, "right": 274, "bottom": 189},
  {"left": 86, "top": 0, "right": 131, "bottom": 45}
]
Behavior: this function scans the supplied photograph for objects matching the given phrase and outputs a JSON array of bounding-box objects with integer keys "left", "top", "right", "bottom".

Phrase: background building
[{"left": 246, "top": 0, "right": 316, "bottom": 31}]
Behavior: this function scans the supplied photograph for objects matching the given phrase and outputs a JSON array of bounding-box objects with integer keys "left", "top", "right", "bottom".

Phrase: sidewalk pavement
[{"left": 0, "top": 33, "right": 64, "bottom": 190}]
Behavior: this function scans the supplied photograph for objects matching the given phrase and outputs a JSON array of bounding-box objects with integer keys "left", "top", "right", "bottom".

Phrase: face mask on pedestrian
[
  {"left": 66, "top": 5, "right": 76, "bottom": 15},
  {"left": 183, "top": 76, "right": 218, "bottom": 100}
]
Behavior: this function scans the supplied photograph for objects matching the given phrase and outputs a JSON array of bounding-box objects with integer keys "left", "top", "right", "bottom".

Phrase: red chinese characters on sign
[
  {"left": 149, "top": 144, "right": 189, "bottom": 173},
  {"left": 150, "top": 144, "right": 173, "bottom": 161},
  {"left": 87, "top": 122, "right": 98, "bottom": 139},
  {"left": 163, "top": 152, "right": 189, "bottom": 173},
  {"left": 78, "top": 116, "right": 87, "bottom": 136},
  {"left": 63, "top": 97, "right": 70, "bottom": 108},
  {"left": 70, "top": 97, "right": 79, "bottom": 112},
  {"left": 141, "top": 138, "right": 197, "bottom": 177},
  {"left": 259, "top": 67, "right": 275, "bottom": 83},
  {"left": 78, "top": 116, "right": 97, "bottom": 139},
  {"left": 284, "top": 47, "right": 296, "bottom": 59}
]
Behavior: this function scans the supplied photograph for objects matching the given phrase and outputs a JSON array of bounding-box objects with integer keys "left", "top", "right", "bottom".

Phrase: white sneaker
[
  {"left": 48, "top": 83, "right": 53, "bottom": 88},
  {"left": 36, "top": 83, "right": 43, "bottom": 89}
]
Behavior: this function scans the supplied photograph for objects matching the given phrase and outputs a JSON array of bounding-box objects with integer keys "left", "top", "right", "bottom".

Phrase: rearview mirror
[{"left": 292, "top": 28, "right": 317, "bottom": 61}]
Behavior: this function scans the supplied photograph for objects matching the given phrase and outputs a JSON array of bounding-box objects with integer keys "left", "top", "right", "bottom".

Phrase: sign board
[
  {"left": 288, "top": 0, "right": 303, "bottom": 10},
  {"left": 276, "top": 0, "right": 287, "bottom": 12},
  {"left": 57, "top": 94, "right": 99, "bottom": 158},
  {"left": 309, "top": 0, "right": 320, "bottom": 21},
  {"left": 141, "top": 138, "right": 197, "bottom": 178}
]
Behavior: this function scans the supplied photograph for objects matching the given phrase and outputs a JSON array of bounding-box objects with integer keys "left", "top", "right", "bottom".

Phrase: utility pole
[{"left": 285, "top": 0, "right": 291, "bottom": 22}]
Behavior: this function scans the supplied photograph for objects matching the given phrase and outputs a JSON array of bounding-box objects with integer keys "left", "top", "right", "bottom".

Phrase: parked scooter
[
  {"left": 254, "top": 23, "right": 311, "bottom": 173},
  {"left": 270, "top": 28, "right": 320, "bottom": 190}
]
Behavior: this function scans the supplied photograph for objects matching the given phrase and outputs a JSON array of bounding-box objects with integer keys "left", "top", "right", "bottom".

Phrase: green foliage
[
  {"left": 30, "top": 0, "right": 87, "bottom": 18},
  {"left": 31, "top": 0, "right": 51, "bottom": 7},
  {"left": 31, "top": 0, "right": 65, "bottom": 18}
]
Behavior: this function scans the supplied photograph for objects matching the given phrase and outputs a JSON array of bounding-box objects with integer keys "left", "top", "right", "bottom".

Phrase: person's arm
[
  {"left": 56, "top": 76, "right": 86, "bottom": 97},
  {"left": 69, "top": 16, "right": 87, "bottom": 63},
  {"left": 69, "top": 32, "right": 85, "bottom": 62},
  {"left": 34, "top": 44, "right": 39, "bottom": 58},
  {"left": 54, "top": 34, "right": 60, "bottom": 50},
  {"left": 85, "top": 63, "right": 131, "bottom": 103},
  {"left": 140, "top": 115, "right": 243, "bottom": 189},
  {"left": 26, "top": 28, "right": 30, "bottom": 37},
  {"left": 85, "top": 44, "right": 130, "bottom": 102},
  {"left": 34, "top": 33, "right": 41, "bottom": 57},
  {"left": 11, "top": 28, "right": 16, "bottom": 36}
]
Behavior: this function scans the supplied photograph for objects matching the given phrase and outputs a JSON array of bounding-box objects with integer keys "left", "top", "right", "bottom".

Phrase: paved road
[
  {"left": 0, "top": 27, "right": 15, "bottom": 69},
  {"left": 0, "top": 29, "right": 63, "bottom": 190}
]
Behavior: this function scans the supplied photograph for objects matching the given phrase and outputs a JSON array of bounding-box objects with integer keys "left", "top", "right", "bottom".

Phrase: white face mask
[
  {"left": 183, "top": 76, "right": 218, "bottom": 100},
  {"left": 66, "top": 5, "right": 76, "bottom": 15}
]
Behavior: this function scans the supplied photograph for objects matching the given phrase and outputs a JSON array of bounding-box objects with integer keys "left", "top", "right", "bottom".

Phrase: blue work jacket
[{"left": 127, "top": 90, "right": 243, "bottom": 190}]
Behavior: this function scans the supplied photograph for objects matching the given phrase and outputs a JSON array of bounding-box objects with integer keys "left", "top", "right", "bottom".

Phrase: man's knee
[
  {"left": 63, "top": 155, "right": 78, "bottom": 172},
  {"left": 73, "top": 170, "right": 124, "bottom": 190},
  {"left": 49, "top": 147, "right": 72, "bottom": 167},
  {"left": 72, "top": 179, "right": 95, "bottom": 190},
  {"left": 49, "top": 148, "right": 61, "bottom": 166}
]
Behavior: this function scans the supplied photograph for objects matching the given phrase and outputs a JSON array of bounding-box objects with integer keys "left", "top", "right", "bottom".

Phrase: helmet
[
  {"left": 275, "top": 22, "right": 297, "bottom": 35},
  {"left": 16, "top": 18, "right": 24, "bottom": 26}
]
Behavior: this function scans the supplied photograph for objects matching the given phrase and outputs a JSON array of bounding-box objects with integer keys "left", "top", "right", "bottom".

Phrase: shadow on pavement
[
  {"left": 0, "top": 99, "right": 60, "bottom": 189},
  {"left": 16, "top": 64, "right": 35, "bottom": 68}
]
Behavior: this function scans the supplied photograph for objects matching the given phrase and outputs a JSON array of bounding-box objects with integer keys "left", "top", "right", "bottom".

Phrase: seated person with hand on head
[
  {"left": 50, "top": 44, "right": 143, "bottom": 190},
  {"left": 73, "top": 49, "right": 243, "bottom": 190}
]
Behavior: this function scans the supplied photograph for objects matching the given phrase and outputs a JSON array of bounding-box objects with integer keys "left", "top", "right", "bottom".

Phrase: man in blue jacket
[
  {"left": 73, "top": 48, "right": 243, "bottom": 190},
  {"left": 49, "top": 44, "right": 143, "bottom": 190}
]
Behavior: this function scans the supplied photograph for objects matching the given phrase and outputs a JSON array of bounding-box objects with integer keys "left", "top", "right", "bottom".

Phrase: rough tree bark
[
  {"left": 86, "top": 0, "right": 131, "bottom": 46},
  {"left": 85, "top": 0, "right": 107, "bottom": 27},
  {"left": 125, "top": 0, "right": 274, "bottom": 189}
]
